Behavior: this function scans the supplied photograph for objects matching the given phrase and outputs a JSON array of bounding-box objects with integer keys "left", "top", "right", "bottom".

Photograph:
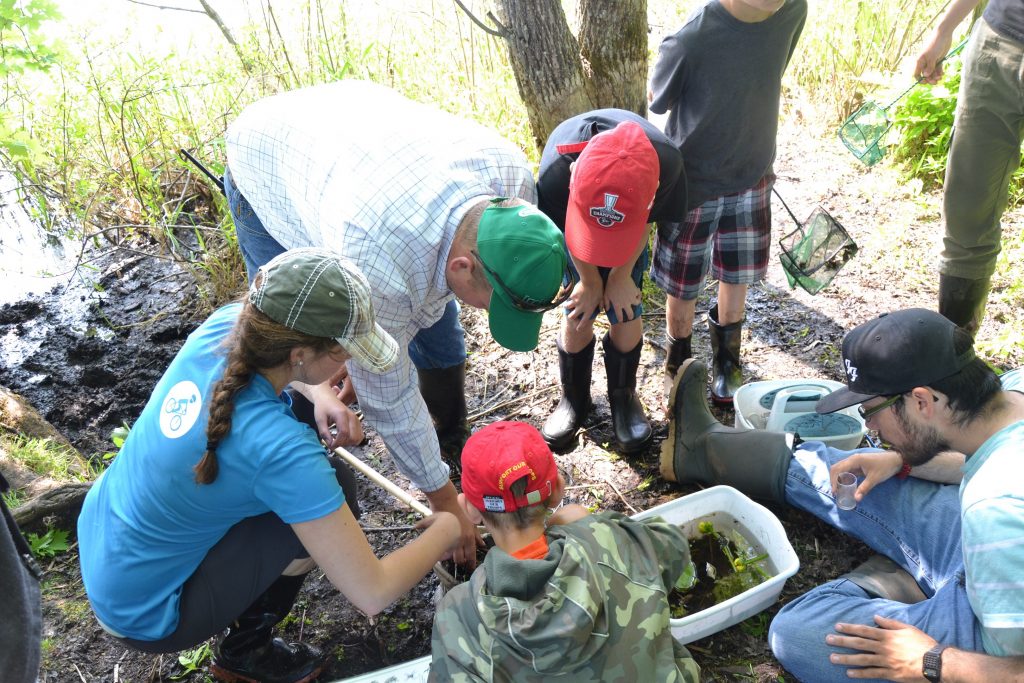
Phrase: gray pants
[{"left": 941, "top": 17, "right": 1024, "bottom": 281}]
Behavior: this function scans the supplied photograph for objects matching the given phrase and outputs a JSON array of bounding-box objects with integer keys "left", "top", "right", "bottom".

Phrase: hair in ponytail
[{"left": 195, "top": 290, "right": 340, "bottom": 484}]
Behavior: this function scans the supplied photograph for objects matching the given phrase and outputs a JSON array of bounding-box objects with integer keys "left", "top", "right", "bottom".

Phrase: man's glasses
[
  {"left": 858, "top": 394, "right": 903, "bottom": 421},
  {"left": 471, "top": 250, "right": 576, "bottom": 313}
]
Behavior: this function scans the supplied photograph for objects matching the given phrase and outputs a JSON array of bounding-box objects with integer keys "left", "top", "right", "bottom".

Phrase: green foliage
[
  {"left": 26, "top": 527, "right": 70, "bottom": 558},
  {"left": 892, "top": 59, "right": 1024, "bottom": 207},
  {"left": 6, "top": 435, "right": 89, "bottom": 481},
  {"left": 0, "top": 0, "right": 61, "bottom": 166},
  {"left": 890, "top": 63, "right": 960, "bottom": 191},
  {"left": 173, "top": 642, "right": 212, "bottom": 680},
  {"left": 788, "top": 0, "right": 953, "bottom": 123}
]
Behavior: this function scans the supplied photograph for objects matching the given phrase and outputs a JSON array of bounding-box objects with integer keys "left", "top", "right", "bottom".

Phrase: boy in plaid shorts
[{"left": 649, "top": 0, "right": 806, "bottom": 406}]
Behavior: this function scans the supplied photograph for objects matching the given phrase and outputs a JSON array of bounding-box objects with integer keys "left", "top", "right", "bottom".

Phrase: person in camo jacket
[{"left": 429, "top": 420, "right": 700, "bottom": 682}]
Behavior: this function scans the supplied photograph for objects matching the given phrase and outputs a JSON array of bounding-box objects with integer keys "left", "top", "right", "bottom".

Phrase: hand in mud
[
  {"left": 829, "top": 450, "right": 903, "bottom": 504},
  {"left": 602, "top": 273, "right": 640, "bottom": 323},
  {"left": 564, "top": 279, "right": 602, "bottom": 331},
  {"left": 312, "top": 383, "right": 364, "bottom": 448},
  {"left": 825, "top": 615, "right": 937, "bottom": 681},
  {"left": 330, "top": 363, "right": 358, "bottom": 406}
]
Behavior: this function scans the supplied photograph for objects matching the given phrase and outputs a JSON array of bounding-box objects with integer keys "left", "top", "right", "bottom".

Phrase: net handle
[
  {"left": 881, "top": 36, "right": 970, "bottom": 110},
  {"left": 771, "top": 187, "right": 801, "bottom": 226}
]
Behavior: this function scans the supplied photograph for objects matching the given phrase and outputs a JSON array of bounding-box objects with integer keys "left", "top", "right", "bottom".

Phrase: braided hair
[{"left": 194, "top": 294, "right": 339, "bottom": 485}]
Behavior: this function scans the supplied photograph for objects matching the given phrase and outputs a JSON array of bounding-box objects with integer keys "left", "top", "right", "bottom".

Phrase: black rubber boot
[
  {"left": 708, "top": 305, "right": 743, "bottom": 407},
  {"left": 842, "top": 555, "right": 926, "bottom": 604},
  {"left": 210, "top": 574, "right": 325, "bottom": 683},
  {"left": 660, "top": 359, "right": 790, "bottom": 503},
  {"left": 664, "top": 333, "right": 692, "bottom": 381},
  {"left": 541, "top": 336, "right": 595, "bottom": 451},
  {"left": 939, "top": 274, "right": 990, "bottom": 339},
  {"left": 603, "top": 334, "right": 652, "bottom": 454},
  {"left": 417, "top": 363, "right": 470, "bottom": 473}
]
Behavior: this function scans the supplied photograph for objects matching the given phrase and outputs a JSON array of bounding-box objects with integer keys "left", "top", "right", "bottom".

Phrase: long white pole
[{"left": 332, "top": 446, "right": 432, "bottom": 518}]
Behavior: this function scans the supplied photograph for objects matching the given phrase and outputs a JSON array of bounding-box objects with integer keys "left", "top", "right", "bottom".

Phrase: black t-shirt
[
  {"left": 985, "top": 0, "right": 1024, "bottom": 43},
  {"left": 536, "top": 109, "right": 687, "bottom": 230}
]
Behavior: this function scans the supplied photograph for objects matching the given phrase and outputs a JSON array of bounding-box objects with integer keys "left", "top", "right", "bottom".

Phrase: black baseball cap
[{"left": 816, "top": 308, "right": 976, "bottom": 414}]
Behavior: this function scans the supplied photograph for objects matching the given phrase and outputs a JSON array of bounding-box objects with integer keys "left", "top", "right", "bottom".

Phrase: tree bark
[
  {"left": 493, "top": 0, "right": 648, "bottom": 151},
  {"left": 13, "top": 482, "right": 92, "bottom": 531}
]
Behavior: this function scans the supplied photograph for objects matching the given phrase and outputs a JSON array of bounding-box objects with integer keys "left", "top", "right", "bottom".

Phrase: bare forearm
[
  {"left": 935, "top": 0, "right": 983, "bottom": 36},
  {"left": 907, "top": 450, "right": 965, "bottom": 484},
  {"left": 943, "top": 647, "right": 1024, "bottom": 682}
]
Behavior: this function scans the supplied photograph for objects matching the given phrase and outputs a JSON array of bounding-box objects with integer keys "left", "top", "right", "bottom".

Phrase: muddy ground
[{"left": 2, "top": 109, "right": 1022, "bottom": 682}]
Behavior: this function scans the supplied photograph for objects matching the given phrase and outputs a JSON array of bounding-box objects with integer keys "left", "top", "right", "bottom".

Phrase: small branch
[
  {"left": 125, "top": 0, "right": 204, "bottom": 13},
  {"left": 451, "top": 0, "right": 508, "bottom": 37},
  {"left": 359, "top": 524, "right": 417, "bottom": 533},
  {"left": 604, "top": 477, "right": 639, "bottom": 515}
]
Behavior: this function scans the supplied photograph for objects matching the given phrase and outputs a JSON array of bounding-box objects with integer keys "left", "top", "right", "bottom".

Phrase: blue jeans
[
  {"left": 563, "top": 245, "right": 650, "bottom": 325},
  {"left": 224, "top": 166, "right": 466, "bottom": 370},
  {"left": 769, "top": 443, "right": 982, "bottom": 682}
]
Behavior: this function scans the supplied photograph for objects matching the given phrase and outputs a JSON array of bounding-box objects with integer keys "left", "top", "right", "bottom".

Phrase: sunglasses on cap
[{"left": 471, "top": 250, "right": 577, "bottom": 313}]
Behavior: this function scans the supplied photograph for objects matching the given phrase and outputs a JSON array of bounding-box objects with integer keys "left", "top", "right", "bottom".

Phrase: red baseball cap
[
  {"left": 564, "top": 121, "right": 660, "bottom": 268},
  {"left": 460, "top": 421, "right": 558, "bottom": 513}
]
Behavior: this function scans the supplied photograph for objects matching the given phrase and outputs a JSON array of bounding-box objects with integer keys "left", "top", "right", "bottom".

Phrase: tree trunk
[
  {"left": 13, "top": 481, "right": 92, "bottom": 532},
  {"left": 493, "top": 0, "right": 648, "bottom": 151},
  {"left": 578, "top": 0, "right": 648, "bottom": 116}
]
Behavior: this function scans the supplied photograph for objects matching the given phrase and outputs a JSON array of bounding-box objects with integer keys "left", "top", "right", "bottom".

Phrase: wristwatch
[{"left": 922, "top": 644, "right": 948, "bottom": 682}]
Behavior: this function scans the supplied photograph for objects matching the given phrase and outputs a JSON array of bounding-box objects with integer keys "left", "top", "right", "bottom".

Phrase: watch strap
[{"left": 922, "top": 644, "right": 948, "bottom": 682}]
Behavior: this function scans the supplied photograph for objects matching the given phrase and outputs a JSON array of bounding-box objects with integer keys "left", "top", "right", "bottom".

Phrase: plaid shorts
[{"left": 652, "top": 174, "right": 775, "bottom": 300}]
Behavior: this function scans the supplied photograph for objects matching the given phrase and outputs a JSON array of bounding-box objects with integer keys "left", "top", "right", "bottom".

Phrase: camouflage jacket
[{"left": 430, "top": 511, "right": 701, "bottom": 682}]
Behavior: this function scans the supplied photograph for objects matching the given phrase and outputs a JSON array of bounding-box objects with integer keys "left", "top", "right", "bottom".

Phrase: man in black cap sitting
[{"left": 662, "top": 307, "right": 1024, "bottom": 682}]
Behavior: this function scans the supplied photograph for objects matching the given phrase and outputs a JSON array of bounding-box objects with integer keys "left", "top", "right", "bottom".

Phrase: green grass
[{"left": 4, "top": 435, "right": 90, "bottom": 481}]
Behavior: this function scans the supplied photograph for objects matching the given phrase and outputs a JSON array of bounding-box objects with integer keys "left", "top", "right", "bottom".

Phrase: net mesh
[
  {"left": 778, "top": 207, "right": 858, "bottom": 295},
  {"left": 838, "top": 101, "right": 891, "bottom": 167}
]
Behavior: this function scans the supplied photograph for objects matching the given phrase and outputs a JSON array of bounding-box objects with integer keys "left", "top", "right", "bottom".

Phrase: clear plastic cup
[{"left": 836, "top": 472, "right": 858, "bottom": 510}]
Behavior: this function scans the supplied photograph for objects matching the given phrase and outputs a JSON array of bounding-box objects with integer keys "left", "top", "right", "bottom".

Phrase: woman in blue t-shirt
[{"left": 77, "top": 248, "right": 460, "bottom": 683}]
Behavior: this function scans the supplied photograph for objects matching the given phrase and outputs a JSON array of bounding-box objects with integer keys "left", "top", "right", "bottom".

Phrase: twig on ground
[
  {"left": 360, "top": 524, "right": 417, "bottom": 533},
  {"left": 468, "top": 384, "right": 558, "bottom": 420},
  {"left": 604, "top": 478, "right": 639, "bottom": 515}
]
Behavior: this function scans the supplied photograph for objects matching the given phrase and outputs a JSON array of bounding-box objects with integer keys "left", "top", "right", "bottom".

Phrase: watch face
[{"left": 922, "top": 646, "right": 944, "bottom": 682}]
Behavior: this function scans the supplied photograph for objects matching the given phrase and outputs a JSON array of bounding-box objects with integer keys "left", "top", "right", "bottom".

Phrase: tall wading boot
[
  {"left": 938, "top": 274, "right": 990, "bottom": 339},
  {"left": 210, "top": 574, "right": 325, "bottom": 683},
  {"left": 417, "top": 363, "right": 471, "bottom": 473},
  {"left": 603, "top": 334, "right": 652, "bottom": 454},
  {"left": 707, "top": 305, "right": 743, "bottom": 407},
  {"left": 660, "top": 359, "right": 790, "bottom": 503},
  {"left": 541, "top": 337, "right": 595, "bottom": 451}
]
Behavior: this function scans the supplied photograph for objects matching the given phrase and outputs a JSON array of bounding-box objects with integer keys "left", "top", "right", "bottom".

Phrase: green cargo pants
[{"left": 941, "top": 17, "right": 1024, "bottom": 281}]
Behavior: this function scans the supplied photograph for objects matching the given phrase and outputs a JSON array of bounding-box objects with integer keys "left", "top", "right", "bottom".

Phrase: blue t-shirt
[
  {"left": 960, "top": 368, "right": 1024, "bottom": 655},
  {"left": 77, "top": 303, "right": 344, "bottom": 640}
]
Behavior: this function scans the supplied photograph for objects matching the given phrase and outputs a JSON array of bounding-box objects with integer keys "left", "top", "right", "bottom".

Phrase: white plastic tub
[
  {"left": 733, "top": 378, "right": 867, "bottom": 451},
  {"left": 335, "top": 654, "right": 431, "bottom": 683},
  {"left": 634, "top": 485, "right": 800, "bottom": 644}
]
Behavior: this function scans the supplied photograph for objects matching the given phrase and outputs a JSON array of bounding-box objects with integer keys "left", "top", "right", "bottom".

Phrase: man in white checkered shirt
[{"left": 223, "top": 80, "right": 570, "bottom": 565}]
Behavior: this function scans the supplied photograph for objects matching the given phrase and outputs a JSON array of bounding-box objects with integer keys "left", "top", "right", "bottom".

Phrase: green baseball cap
[
  {"left": 477, "top": 203, "right": 568, "bottom": 352},
  {"left": 249, "top": 248, "right": 399, "bottom": 374}
]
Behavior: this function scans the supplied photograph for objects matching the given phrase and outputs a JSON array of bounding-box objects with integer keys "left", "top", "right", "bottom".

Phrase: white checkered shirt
[{"left": 226, "top": 80, "right": 536, "bottom": 492}]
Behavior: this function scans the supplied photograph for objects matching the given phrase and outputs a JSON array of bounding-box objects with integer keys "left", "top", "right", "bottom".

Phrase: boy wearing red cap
[
  {"left": 430, "top": 421, "right": 700, "bottom": 681},
  {"left": 536, "top": 110, "right": 687, "bottom": 453},
  {"left": 650, "top": 0, "right": 807, "bottom": 407}
]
